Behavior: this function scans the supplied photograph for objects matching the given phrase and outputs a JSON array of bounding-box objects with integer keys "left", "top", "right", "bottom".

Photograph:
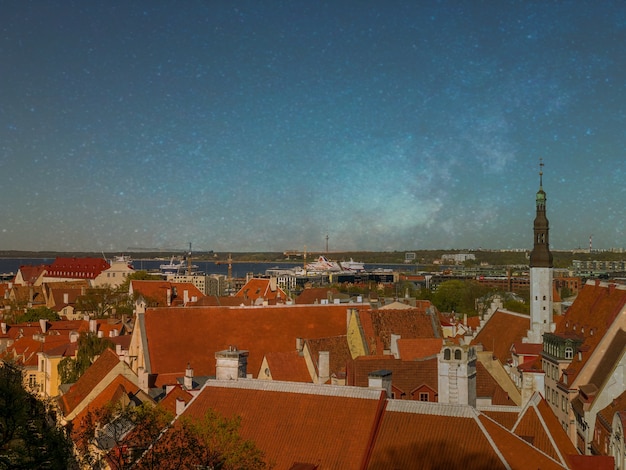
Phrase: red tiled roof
[
  {"left": 554, "top": 281, "right": 626, "bottom": 385},
  {"left": 234, "top": 278, "right": 288, "bottom": 304},
  {"left": 472, "top": 310, "right": 530, "bottom": 363},
  {"left": 295, "top": 287, "right": 341, "bottom": 305},
  {"left": 476, "top": 361, "right": 515, "bottom": 406},
  {"left": 176, "top": 381, "right": 386, "bottom": 470},
  {"left": 262, "top": 351, "right": 311, "bottom": 382},
  {"left": 46, "top": 257, "right": 110, "bottom": 279},
  {"left": 70, "top": 374, "right": 143, "bottom": 439},
  {"left": 397, "top": 338, "right": 442, "bottom": 360},
  {"left": 305, "top": 335, "right": 350, "bottom": 379},
  {"left": 59, "top": 348, "right": 122, "bottom": 416},
  {"left": 477, "top": 413, "right": 567, "bottom": 469},
  {"left": 346, "top": 356, "right": 438, "bottom": 399},
  {"left": 359, "top": 304, "right": 442, "bottom": 355},
  {"left": 368, "top": 400, "right": 566, "bottom": 469},
  {"left": 16, "top": 265, "right": 46, "bottom": 284},
  {"left": 512, "top": 393, "right": 577, "bottom": 466},
  {"left": 142, "top": 304, "right": 362, "bottom": 384},
  {"left": 159, "top": 384, "right": 194, "bottom": 416},
  {"left": 131, "top": 280, "right": 204, "bottom": 307}
]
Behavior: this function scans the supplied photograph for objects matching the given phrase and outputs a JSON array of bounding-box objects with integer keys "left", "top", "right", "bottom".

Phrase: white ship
[
  {"left": 160, "top": 255, "right": 198, "bottom": 276},
  {"left": 339, "top": 258, "right": 365, "bottom": 272}
]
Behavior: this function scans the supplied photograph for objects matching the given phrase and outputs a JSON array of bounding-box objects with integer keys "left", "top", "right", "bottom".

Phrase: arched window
[
  {"left": 444, "top": 348, "right": 451, "bottom": 360},
  {"left": 565, "top": 347, "right": 574, "bottom": 360},
  {"left": 454, "top": 349, "right": 462, "bottom": 360}
]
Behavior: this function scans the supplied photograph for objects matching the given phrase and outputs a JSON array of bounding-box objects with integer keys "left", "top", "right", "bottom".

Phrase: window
[
  {"left": 444, "top": 349, "right": 451, "bottom": 360},
  {"left": 561, "top": 395, "right": 566, "bottom": 412},
  {"left": 454, "top": 349, "right": 462, "bottom": 360},
  {"left": 565, "top": 347, "right": 573, "bottom": 360},
  {"left": 419, "top": 392, "right": 429, "bottom": 402}
]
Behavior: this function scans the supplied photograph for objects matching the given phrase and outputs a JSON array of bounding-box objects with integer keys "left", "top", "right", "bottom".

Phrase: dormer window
[{"left": 565, "top": 347, "right": 573, "bottom": 360}]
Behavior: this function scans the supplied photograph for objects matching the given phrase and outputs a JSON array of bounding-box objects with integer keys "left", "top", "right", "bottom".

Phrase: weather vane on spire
[{"left": 539, "top": 158, "right": 544, "bottom": 188}]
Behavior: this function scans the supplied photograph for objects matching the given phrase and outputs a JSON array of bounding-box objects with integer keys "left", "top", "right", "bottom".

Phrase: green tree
[
  {"left": 432, "top": 280, "right": 491, "bottom": 315},
  {"left": 0, "top": 362, "right": 76, "bottom": 469},
  {"left": 58, "top": 333, "right": 115, "bottom": 384},
  {"left": 15, "top": 306, "right": 60, "bottom": 323},
  {"left": 75, "top": 402, "right": 270, "bottom": 470},
  {"left": 138, "top": 409, "right": 270, "bottom": 470}
]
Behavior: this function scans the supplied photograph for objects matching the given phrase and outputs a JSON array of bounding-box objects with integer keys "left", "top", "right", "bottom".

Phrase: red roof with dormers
[
  {"left": 554, "top": 281, "right": 626, "bottom": 386},
  {"left": 141, "top": 304, "right": 364, "bottom": 385},
  {"left": 45, "top": 257, "right": 110, "bottom": 280},
  {"left": 234, "top": 278, "right": 288, "bottom": 304}
]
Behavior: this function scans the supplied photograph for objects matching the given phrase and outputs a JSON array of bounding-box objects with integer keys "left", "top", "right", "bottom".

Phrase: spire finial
[{"left": 539, "top": 158, "right": 544, "bottom": 188}]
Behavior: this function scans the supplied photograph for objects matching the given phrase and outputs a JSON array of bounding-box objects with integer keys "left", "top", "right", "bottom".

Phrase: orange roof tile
[
  {"left": 59, "top": 348, "right": 122, "bottom": 416},
  {"left": 512, "top": 393, "right": 577, "bottom": 466},
  {"left": 235, "top": 278, "right": 288, "bottom": 304},
  {"left": 262, "top": 351, "right": 312, "bottom": 382},
  {"left": 359, "top": 305, "right": 442, "bottom": 355},
  {"left": 369, "top": 400, "right": 566, "bottom": 469},
  {"left": 295, "top": 287, "right": 341, "bottom": 305},
  {"left": 159, "top": 384, "right": 194, "bottom": 416},
  {"left": 346, "top": 356, "right": 438, "bottom": 399},
  {"left": 304, "top": 335, "right": 350, "bottom": 379},
  {"left": 70, "top": 374, "right": 144, "bottom": 438},
  {"left": 554, "top": 281, "right": 626, "bottom": 385},
  {"left": 476, "top": 361, "right": 516, "bottom": 406},
  {"left": 142, "top": 304, "right": 363, "bottom": 384},
  {"left": 397, "top": 338, "right": 443, "bottom": 360},
  {"left": 131, "top": 280, "right": 204, "bottom": 307},
  {"left": 471, "top": 309, "right": 530, "bottom": 363},
  {"left": 176, "top": 381, "right": 386, "bottom": 470}
]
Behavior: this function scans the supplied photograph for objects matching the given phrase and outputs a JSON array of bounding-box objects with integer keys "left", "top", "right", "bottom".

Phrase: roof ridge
[
  {"left": 473, "top": 412, "right": 511, "bottom": 469},
  {"left": 201, "top": 379, "right": 385, "bottom": 400},
  {"left": 385, "top": 399, "right": 478, "bottom": 418}
]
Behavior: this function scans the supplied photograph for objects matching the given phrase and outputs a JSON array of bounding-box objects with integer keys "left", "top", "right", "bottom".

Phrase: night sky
[{"left": 2, "top": 1, "right": 625, "bottom": 253}]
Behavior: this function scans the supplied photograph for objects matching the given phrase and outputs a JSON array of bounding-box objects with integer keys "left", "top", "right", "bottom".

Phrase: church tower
[{"left": 527, "top": 160, "right": 554, "bottom": 343}]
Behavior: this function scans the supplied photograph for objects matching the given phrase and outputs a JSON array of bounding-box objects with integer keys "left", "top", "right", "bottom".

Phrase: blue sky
[{"left": 1, "top": 1, "right": 625, "bottom": 253}]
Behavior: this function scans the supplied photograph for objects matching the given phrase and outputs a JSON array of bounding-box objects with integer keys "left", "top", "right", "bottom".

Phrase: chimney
[
  {"left": 0, "top": 323, "right": 6, "bottom": 335},
  {"left": 138, "top": 367, "right": 149, "bottom": 392},
  {"left": 89, "top": 319, "right": 97, "bottom": 334},
  {"left": 215, "top": 347, "right": 249, "bottom": 380},
  {"left": 63, "top": 293, "right": 69, "bottom": 304},
  {"left": 390, "top": 334, "right": 401, "bottom": 359},
  {"left": 318, "top": 351, "right": 330, "bottom": 384},
  {"left": 39, "top": 319, "right": 48, "bottom": 334},
  {"left": 269, "top": 277, "right": 277, "bottom": 292},
  {"left": 166, "top": 288, "right": 172, "bottom": 306},
  {"left": 184, "top": 363, "right": 194, "bottom": 390},
  {"left": 368, "top": 369, "right": 392, "bottom": 398},
  {"left": 175, "top": 398, "right": 186, "bottom": 416},
  {"left": 183, "top": 290, "right": 189, "bottom": 305},
  {"left": 296, "top": 337, "right": 304, "bottom": 354}
]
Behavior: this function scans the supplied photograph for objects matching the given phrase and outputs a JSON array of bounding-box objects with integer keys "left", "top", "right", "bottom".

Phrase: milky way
[{"left": 1, "top": 1, "right": 625, "bottom": 252}]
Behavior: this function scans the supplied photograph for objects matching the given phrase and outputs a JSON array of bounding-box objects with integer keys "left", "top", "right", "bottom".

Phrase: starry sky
[{"left": 1, "top": 1, "right": 626, "bottom": 253}]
